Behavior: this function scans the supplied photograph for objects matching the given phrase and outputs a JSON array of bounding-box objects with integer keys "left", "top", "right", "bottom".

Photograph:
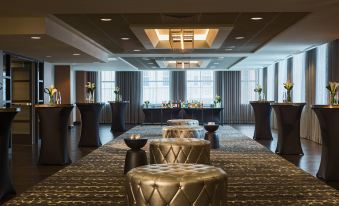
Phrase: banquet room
[{"left": 1, "top": 0, "right": 339, "bottom": 205}]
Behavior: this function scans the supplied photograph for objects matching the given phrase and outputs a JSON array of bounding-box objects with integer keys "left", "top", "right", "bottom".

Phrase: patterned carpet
[{"left": 5, "top": 125, "right": 339, "bottom": 205}]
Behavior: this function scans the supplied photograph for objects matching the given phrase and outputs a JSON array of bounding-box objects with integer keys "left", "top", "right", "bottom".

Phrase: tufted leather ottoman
[
  {"left": 167, "top": 119, "right": 199, "bottom": 126},
  {"left": 149, "top": 138, "right": 210, "bottom": 164},
  {"left": 126, "top": 164, "right": 227, "bottom": 206},
  {"left": 162, "top": 125, "right": 204, "bottom": 138}
]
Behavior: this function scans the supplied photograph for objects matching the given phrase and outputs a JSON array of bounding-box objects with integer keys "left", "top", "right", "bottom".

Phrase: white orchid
[
  {"left": 85, "top": 82, "right": 96, "bottom": 92},
  {"left": 254, "top": 84, "right": 262, "bottom": 93},
  {"left": 283, "top": 80, "right": 294, "bottom": 91},
  {"left": 44, "top": 85, "right": 57, "bottom": 96}
]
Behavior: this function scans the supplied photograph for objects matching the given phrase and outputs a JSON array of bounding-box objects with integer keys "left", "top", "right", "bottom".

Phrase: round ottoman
[
  {"left": 149, "top": 138, "right": 210, "bottom": 164},
  {"left": 167, "top": 119, "right": 199, "bottom": 126},
  {"left": 126, "top": 164, "right": 227, "bottom": 206},
  {"left": 162, "top": 125, "right": 204, "bottom": 138}
]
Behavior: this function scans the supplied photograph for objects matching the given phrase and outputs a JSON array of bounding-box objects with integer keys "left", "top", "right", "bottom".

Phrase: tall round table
[
  {"left": 35, "top": 104, "right": 74, "bottom": 165},
  {"left": 0, "top": 107, "right": 20, "bottom": 200},
  {"left": 250, "top": 101, "right": 274, "bottom": 140},
  {"left": 271, "top": 103, "right": 305, "bottom": 155},
  {"left": 312, "top": 105, "right": 339, "bottom": 181},
  {"left": 76, "top": 103, "right": 104, "bottom": 147},
  {"left": 109, "top": 101, "right": 129, "bottom": 132}
]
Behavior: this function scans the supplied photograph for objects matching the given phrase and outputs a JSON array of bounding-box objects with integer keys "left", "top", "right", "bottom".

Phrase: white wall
[{"left": 43, "top": 62, "right": 54, "bottom": 103}]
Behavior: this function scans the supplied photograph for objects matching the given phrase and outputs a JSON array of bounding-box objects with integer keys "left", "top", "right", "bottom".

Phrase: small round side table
[
  {"left": 123, "top": 138, "right": 148, "bottom": 174},
  {"left": 204, "top": 124, "right": 220, "bottom": 149}
]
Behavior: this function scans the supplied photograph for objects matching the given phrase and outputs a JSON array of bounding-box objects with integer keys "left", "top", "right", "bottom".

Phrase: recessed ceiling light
[
  {"left": 225, "top": 48, "right": 233, "bottom": 51},
  {"left": 251, "top": 17, "right": 263, "bottom": 21},
  {"left": 227, "top": 46, "right": 236, "bottom": 48},
  {"left": 100, "top": 18, "right": 112, "bottom": 22},
  {"left": 31, "top": 36, "right": 41, "bottom": 40},
  {"left": 152, "top": 66, "right": 157, "bottom": 68},
  {"left": 73, "top": 53, "right": 81, "bottom": 56},
  {"left": 147, "top": 62, "right": 153, "bottom": 65},
  {"left": 235, "top": 36, "right": 245, "bottom": 40},
  {"left": 45, "top": 55, "right": 52, "bottom": 58},
  {"left": 108, "top": 57, "right": 118, "bottom": 61},
  {"left": 121, "top": 37, "right": 130, "bottom": 40},
  {"left": 218, "top": 57, "right": 224, "bottom": 59},
  {"left": 214, "top": 62, "right": 219, "bottom": 65},
  {"left": 133, "top": 49, "right": 141, "bottom": 52},
  {"left": 143, "top": 58, "right": 150, "bottom": 61}
]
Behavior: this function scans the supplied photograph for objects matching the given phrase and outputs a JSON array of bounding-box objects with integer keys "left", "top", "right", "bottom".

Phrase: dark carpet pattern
[{"left": 5, "top": 125, "right": 339, "bottom": 205}]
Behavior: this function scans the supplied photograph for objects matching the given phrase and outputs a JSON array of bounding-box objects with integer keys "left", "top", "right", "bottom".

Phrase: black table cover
[
  {"left": 109, "top": 101, "right": 128, "bottom": 132},
  {"left": 0, "top": 108, "right": 20, "bottom": 200},
  {"left": 271, "top": 103, "right": 305, "bottom": 155},
  {"left": 312, "top": 105, "right": 339, "bottom": 181},
  {"left": 250, "top": 101, "right": 274, "bottom": 140},
  {"left": 76, "top": 103, "right": 104, "bottom": 147},
  {"left": 204, "top": 124, "right": 220, "bottom": 149},
  {"left": 35, "top": 104, "right": 74, "bottom": 165}
]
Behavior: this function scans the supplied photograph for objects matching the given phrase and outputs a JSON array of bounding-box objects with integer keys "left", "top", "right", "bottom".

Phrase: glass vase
[
  {"left": 286, "top": 90, "right": 292, "bottom": 103},
  {"left": 329, "top": 92, "right": 336, "bottom": 106},
  {"left": 258, "top": 92, "right": 262, "bottom": 101},
  {"left": 48, "top": 95, "right": 55, "bottom": 105}
]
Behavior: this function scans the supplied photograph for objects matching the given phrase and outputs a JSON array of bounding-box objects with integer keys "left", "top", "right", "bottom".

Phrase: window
[
  {"left": 315, "top": 44, "right": 328, "bottom": 104},
  {"left": 278, "top": 59, "right": 288, "bottom": 102},
  {"left": 267, "top": 64, "right": 275, "bottom": 101},
  {"left": 100, "top": 71, "right": 115, "bottom": 102},
  {"left": 142, "top": 71, "right": 170, "bottom": 104},
  {"left": 292, "top": 53, "right": 306, "bottom": 102},
  {"left": 241, "top": 70, "right": 258, "bottom": 104},
  {"left": 186, "top": 71, "right": 214, "bottom": 104}
]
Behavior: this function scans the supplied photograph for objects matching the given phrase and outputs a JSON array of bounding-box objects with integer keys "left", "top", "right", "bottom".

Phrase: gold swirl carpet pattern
[{"left": 5, "top": 125, "right": 339, "bottom": 205}]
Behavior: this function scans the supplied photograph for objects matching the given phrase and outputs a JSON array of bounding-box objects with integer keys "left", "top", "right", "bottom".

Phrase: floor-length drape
[
  {"left": 262, "top": 67, "right": 268, "bottom": 98},
  {"left": 215, "top": 71, "right": 253, "bottom": 123},
  {"left": 170, "top": 71, "right": 186, "bottom": 101},
  {"left": 301, "top": 48, "right": 322, "bottom": 143},
  {"left": 115, "top": 71, "right": 142, "bottom": 124}
]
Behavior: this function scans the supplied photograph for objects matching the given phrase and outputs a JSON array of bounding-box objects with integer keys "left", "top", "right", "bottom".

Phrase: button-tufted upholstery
[
  {"left": 126, "top": 164, "right": 227, "bottom": 206},
  {"left": 162, "top": 125, "right": 204, "bottom": 138},
  {"left": 167, "top": 119, "right": 199, "bottom": 126},
  {"left": 149, "top": 138, "right": 210, "bottom": 164}
]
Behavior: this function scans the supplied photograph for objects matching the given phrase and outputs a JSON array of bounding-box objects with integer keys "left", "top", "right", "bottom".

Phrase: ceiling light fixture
[
  {"left": 108, "top": 57, "right": 118, "bottom": 61},
  {"left": 46, "top": 55, "right": 52, "bottom": 58},
  {"left": 121, "top": 37, "right": 130, "bottom": 40},
  {"left": 152, "top": 66, "right": 157, "bottom": 68},
  {"left": 225, "top": 48, "right": 233, "bottom": 51},
  {"left": 235, "top": 36, "right": 245, "bottom": 40},
  {"left": 133, "top": 49, "right": 141, "bottom": 52},
  {"left": 73, "top": 53, "right": 81, "bottom": 56},
  {"left": 218, "top": 57, "right": 224, "bottom": 59},
  {"left": 251, "top": 17, "right": 263, "bottom": 20},
  {"left": 100, "top": 18, "right": 112, "bottom": 22},
  {"left": 31, "top": 36, "right": 41, "bottom": 40},
  {"left": 147, "top": 62, "right": 153, "bottom": 65},
  {"left": 214, "top": 62, "right": 219, "bottom": 65}
]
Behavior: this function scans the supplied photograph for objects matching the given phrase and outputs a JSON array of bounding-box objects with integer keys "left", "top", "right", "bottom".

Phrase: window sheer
[
  {"left": 101, "top": 71, "right": 115, "bottom": 102},
  {"left": 292, "top": 53, "right": 306, "bottom": 102},
  {"left": 241, "top": 70, "right": 258, "bottom": 104},
  {"left": 278, "top": 60, "right": 288, "bottom": 102},
  {"left": 142, "top": 71, "right": 170, "bottom": 104},
  {"left": 315, "top": 44, "right": 329, "bottom": 104},
  {"left": 186, "top": 71, "right": 214, "bottom": 104},
  {"left": 267, "top": 65, "right": 275, "bottom": 101}
]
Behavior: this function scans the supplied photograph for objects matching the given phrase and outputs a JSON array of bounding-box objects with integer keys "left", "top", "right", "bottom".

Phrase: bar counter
[{"left": 142, "top": 107, "right": 223, "bottom": 125}]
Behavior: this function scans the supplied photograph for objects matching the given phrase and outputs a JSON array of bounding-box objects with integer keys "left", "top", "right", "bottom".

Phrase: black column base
[
  {"left": 204, "top": 132, "right": 220, "bottom": 149},
  {"left": 124, "top": 149, "right": 148, "bottom": 174}
]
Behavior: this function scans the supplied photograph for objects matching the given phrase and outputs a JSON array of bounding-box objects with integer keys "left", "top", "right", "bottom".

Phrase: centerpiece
[
  {"left": 114, "top": 86, "right": 121, "bottom": 102},
  {"left": 326, "top": 81, "right": 339, "bottom": 105},
  {"left": 254, "top": 84, "right": 263, "bottom": 101},
  {"left": 44, "top": 85, "right": 58, "bottom": 104},
  {"left": 283, "top": 80, "right": 294, "bottom": 103},
  {"left": 214, "top": 95, "right": 222, "bottom": 108},
  {"left": 144, "top": 100, "right": 150, "bottom": 108},
  {"left": 85, "top": 82, "right": 96, "bottom": 103}
]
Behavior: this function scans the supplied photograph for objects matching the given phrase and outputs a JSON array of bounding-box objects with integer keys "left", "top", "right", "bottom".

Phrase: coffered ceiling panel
[{"left": 56, "top": 12, "right": 308, "bottom": 54}]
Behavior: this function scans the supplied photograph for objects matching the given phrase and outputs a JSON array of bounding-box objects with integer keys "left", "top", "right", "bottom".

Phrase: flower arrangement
[
  {"left": 326, "top": 81, "right": 339, "bottom": 105},
  {"left": 214, "top": 95, "right": 222, "bottom": 107},
  {"left": 254, "top": 84, "right": 263, "bottom": 101},
  {"left": 85, "top": 82, "right": 96, "bottom": 103},
  {"left": 44, "top": 85, "right": 58, "bottom": 104},
  {"left": 144, "top": 100, "right": 150, "bottom": 108},
  {"left": 283, "top": 80, "right": 294, "bottom": 103},
  {"left": 114, "top": 86, "right": 121, "bottom": 102}
]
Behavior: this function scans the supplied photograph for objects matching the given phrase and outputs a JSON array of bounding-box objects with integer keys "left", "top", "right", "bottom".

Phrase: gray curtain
[
  {"left": 271, "top": 63, "right": 279, "bottom": 129},
  {"left": 215, "top": 71, "right": 253, "bottom": 124},
  {"left": 301, "top": 48, "right": 322, "bottom": 143},
  {"left": 287, "top": 57, "right": 293, "bottom": 82},
  {"left": 262, "top": 67, "right": 268, "bottom": 97},
  {"left": 116, "top": 71, "right": 143, "bottom": 124},
  {"left": 328, "top": 40, "right": 339, "bottom": 82},
  {"left": 170, "top": 71, "right": 186, "bottom": 101}
]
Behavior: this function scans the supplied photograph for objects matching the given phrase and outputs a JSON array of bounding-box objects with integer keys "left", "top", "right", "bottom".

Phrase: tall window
[
  {"left": 241, "top": 70, "right": 257, "bottom": 104},
  {"left": 316, "top": 44, "right": 328, "bottom": 104},
  {"left": 101, "top": 71, "right": 115, "bottom": 102},
  {"left": 142, "top": 71, "right": 170, "bottom": 104},
  {"left": 186, "top": 71, "right": 214, "bottom": 104},
  {"left": 267, "top": 64, "right": 275, "bottom": 101},
  {"left": 278, "top": 60, "right": 288, "bottom": 102},
  {"left": 292, "top": 53, "right": 306, "bottom": 102}
]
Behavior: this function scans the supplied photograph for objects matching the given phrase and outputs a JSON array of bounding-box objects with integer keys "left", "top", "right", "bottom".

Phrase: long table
[{"left": 142, "top": 107, "right": 223, "bottom": 125}]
